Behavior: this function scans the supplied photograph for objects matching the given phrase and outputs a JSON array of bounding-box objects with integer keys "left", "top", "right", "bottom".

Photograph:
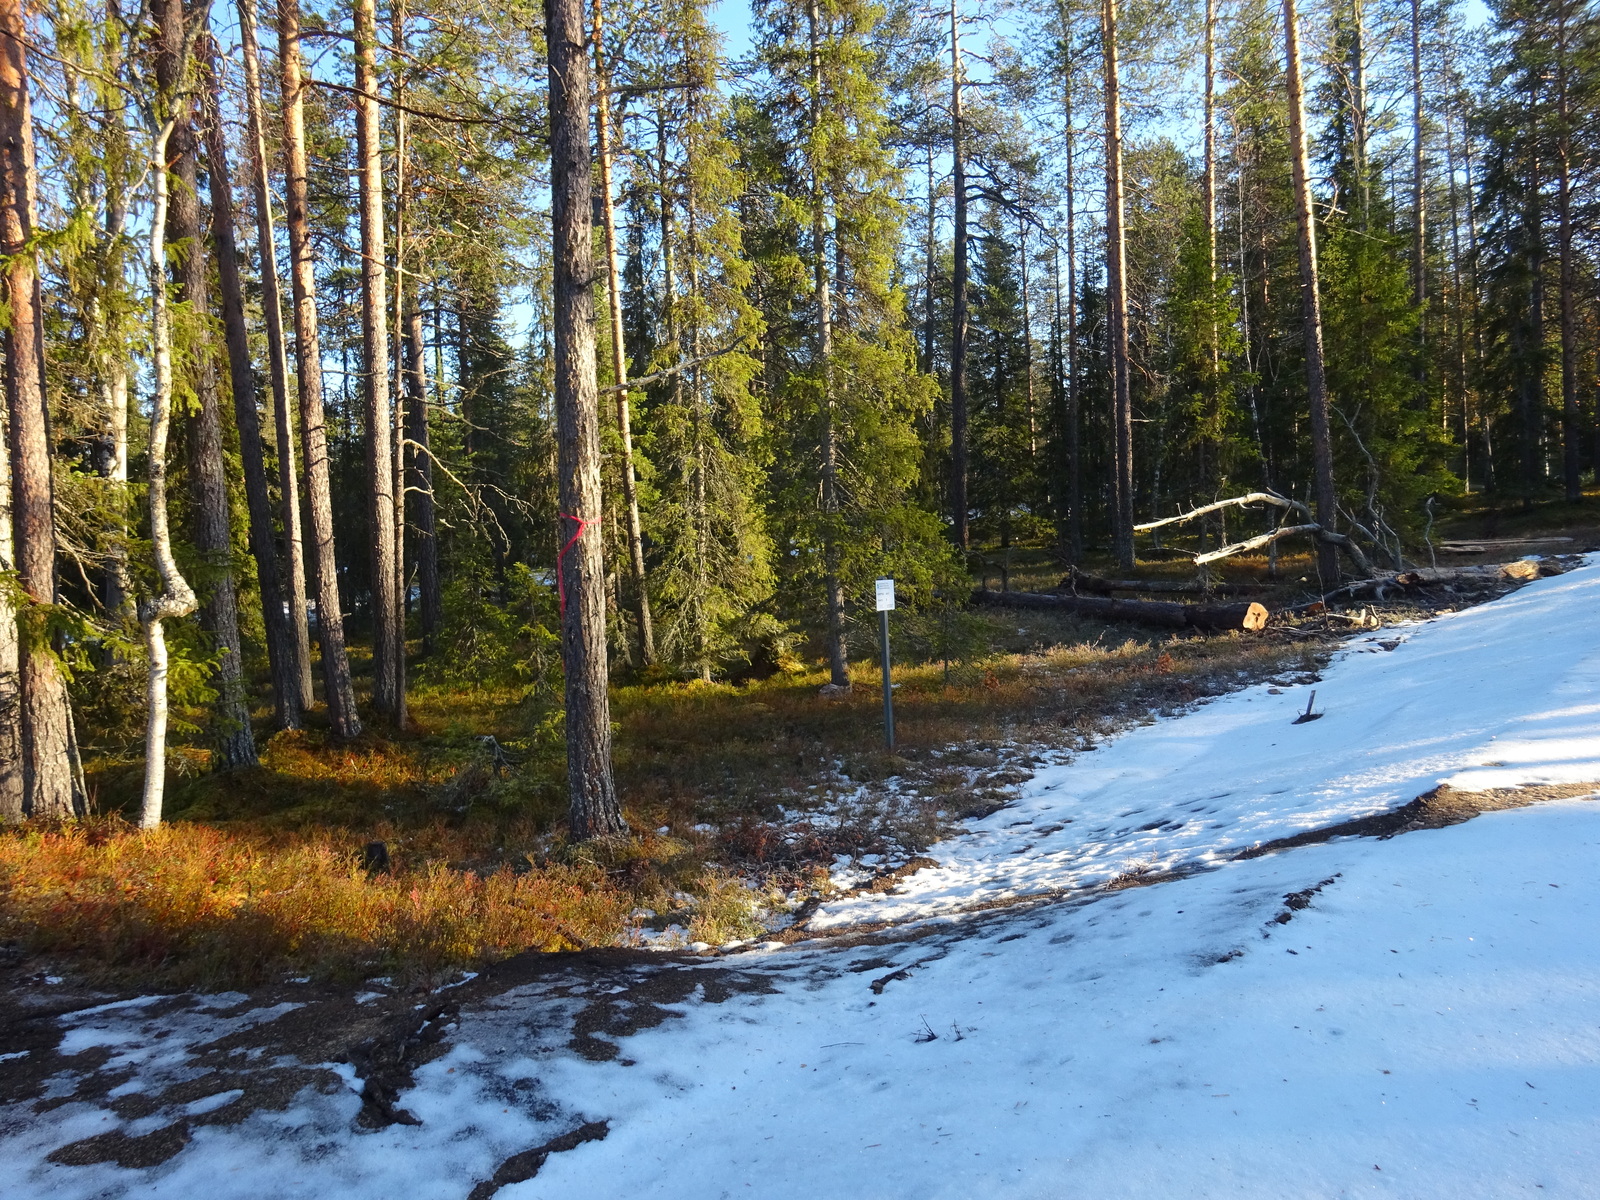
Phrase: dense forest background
[{"left": 1, "top": 0, "right": 1597, "bottom": 823}]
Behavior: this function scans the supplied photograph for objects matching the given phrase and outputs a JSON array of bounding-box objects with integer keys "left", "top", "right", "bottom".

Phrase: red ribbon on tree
[{"left": 555, "top": 512, "right": 592, "bottom": 616}]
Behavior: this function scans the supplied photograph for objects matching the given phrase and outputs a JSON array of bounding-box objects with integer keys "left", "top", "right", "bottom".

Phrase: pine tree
[
  {"left": 2, "top": 0, "right": 81, "bottom": 817},
  {"left": 549, "top": 0, "right": 624, "bottom": 838}
]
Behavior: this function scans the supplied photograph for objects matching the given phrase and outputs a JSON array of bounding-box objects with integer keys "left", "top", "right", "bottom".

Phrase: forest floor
[
  {"left": 4, "top": 496, "right": 1597, "bottom": 990},
  {"left": 2, "top": 528, "right": 1598, "bottom": 1196}
]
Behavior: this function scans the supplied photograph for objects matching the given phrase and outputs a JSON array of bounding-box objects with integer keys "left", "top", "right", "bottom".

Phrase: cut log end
[{"left": 1241, "top": 602, "right": 1269, "bottom": 632}]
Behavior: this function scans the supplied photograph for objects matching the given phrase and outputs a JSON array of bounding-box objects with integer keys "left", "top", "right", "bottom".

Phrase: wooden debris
[
  {"left": 1132, "top": 490, "right": 1375, "bottom": 577},
  {"left": 1438, "top": 536, "right": 1573, "bottom": 554}
]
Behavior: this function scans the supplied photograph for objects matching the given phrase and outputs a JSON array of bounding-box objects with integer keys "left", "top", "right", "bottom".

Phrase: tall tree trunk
[
  {"left": 1283, "top": 0, "right": 1341, "bottom": 585},
  {"left": 0, "top": 386, "right": 19, "bottom": 819},
  {"left": 1021, "top": 218, "right": 1036, "bottom": 457},
  {"left": 949, "top": 0, "right": 970, "bottom": 550},
  {"left": 391, "top": 13, "right": 438, "bottom": 651},
  {"left": 808, "top": 0, "right": 848, "bottom": 687},
  {"left": 1103, "top": 0, "right": 1134, "bottom": 571},
  {"left": 1204, "top": 0, "right": 1217, "bottom": 283},
  {"left": 594, "top": 0, "right": 655, "bottom": 667},
  {"left": 140, "top": 68, "right": 202, "bottom": 828},
  {"left": 1409, "top": 0, "right": 1425, "bottom": 315},
  {"left": 1519, "top": 145, "right": 1543, "bottom": 498},
  {"left": 923, "top": 147, "right": 936, "bottom": 375},
  {"left": 403, "top": 280, "right": 437, "bottom": 648},
  {"left": 160, "top": 0, "right": 255, "bottom": 770},
  {"left": 1352, "top": 0, "right": 1369, "bottom": 226},
  {"left": 390, "top": 2, "right": 408, "bottom": 658},
  {"left": 1062, "top": 21, "right": 1082, "bottom": 564},
  {"left": 238, "top": 0, "right": 312, "bottom": 710},
  {"left": 1555, "top": 9, "right": 1580, "bottom": 503},
  {"left": 2, "top": 0, "right": 81, "bottom": 818},
  {"left": 279, "top": 0, "right": 361, "bottom": 737},
  {"left": 355, "top": 0, "right": 403, "bottom": 726},
  {"left": 548, "top": 0, "right": 624, "bottom": 838},
  {"left": 1445, "top": 111, "right": 1470, "bottom": 486},
  {"left": 202, "top": 43, "right": 302, "bottom": 731}
]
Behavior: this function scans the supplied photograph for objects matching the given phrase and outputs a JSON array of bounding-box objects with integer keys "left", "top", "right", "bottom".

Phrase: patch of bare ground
[{"left": 1236, "top": 782, "right": 1600, "bottom": 859}]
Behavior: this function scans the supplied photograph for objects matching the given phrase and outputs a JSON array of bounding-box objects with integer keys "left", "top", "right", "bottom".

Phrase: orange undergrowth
[{"left": 0, "top": 820, "right": 631, "bottom": 989}]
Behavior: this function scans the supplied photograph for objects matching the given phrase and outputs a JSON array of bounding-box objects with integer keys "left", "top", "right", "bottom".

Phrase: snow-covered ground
[
  {"left": 5, "top": 563, "right": 1599, "bottom": 1199},
  {"left": 813, "top": 559, "right": 1600, "bottom": 930}
]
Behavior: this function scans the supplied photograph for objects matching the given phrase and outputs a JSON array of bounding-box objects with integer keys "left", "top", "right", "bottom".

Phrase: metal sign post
[{"left": 875, "top": 578, "right": 895, "bottom": 750}]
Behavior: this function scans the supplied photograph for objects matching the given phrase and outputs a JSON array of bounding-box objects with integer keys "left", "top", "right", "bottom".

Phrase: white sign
[{"left": 875, "top": 578, "right": 896, "bottom": 612}]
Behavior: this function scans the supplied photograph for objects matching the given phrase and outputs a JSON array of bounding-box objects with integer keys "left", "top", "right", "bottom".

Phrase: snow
[
  {"left": 813, "top": 561, "right": 1600, "bottom": 930},
  {"left": 5, "top": 562, "right": 1600, "bottom": 1198},
  {"left": 528, "top": 798, "right": 1600, "bottom": 1199}
]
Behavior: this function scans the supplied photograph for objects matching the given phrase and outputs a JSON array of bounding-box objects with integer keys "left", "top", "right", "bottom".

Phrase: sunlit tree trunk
[
  {"left": 808, "top": 0, "right": 848, "bottom": 687},
  {"left": 0, "top": 392, "right": 19, "bottom": 820},
  {"left": 1103, "top": 0, "right": 1134, "bottom": 571},
  {"left": 2, "top": 0, "right": 80, "bottom": 818},
  {"left": 1283, "top": 0, "right": 1341, "bottom": 585},
  {"left": 139, "top": 59, "right": 201, "bottom": 828},
  {"left": 950, "top": 0, "right": 970, "bottom": 550},
  {"left": 548, "top": 0, "right": 624, "bottom": 837},
  {"left": 1554, "top": 5, "right": 1580, "bottom": 502},
  {"left": 238, "top": 0, "right": 313, "bottom": 710},
  {"left": 1410, "top": 0, "right": 1425, "bottom": 316},
  {"left": 280, "top": 0, "right": 361, "bottom": 738},
  {"left": 159, "top": 0, "right": 255, "bottom": 770},
  {"left": 355, "top": 0, "right": 403, "bottom": 726},
  {"left": 594, "top": 0, "right": 656, "bottom": 666},
  {"left": 202, "top": 42, "right": 302, "bottom": 731}
]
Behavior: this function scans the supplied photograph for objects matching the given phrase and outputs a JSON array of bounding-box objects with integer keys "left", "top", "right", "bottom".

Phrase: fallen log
[
  {"left": 1437, "top": 536, "right": 1573, "bottom": 554},
  {"left": 973, "top": 588, "right": 1269, "bottom": 632},
  {"left": 1323, "top": 557, "right": 1557, "bottom": 602},
  {"left": 1059, "top": 567, "right": 1270, "bottom": 596}
]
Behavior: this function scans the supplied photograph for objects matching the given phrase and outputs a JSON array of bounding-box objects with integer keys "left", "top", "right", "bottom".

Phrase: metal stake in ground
[{"left": 876, "top": 578, "right": 896, "bottom": 749}]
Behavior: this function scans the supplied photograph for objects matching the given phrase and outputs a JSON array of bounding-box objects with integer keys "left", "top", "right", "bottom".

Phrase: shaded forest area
[{"left": 0, "top": 0, "right": 1597, "bottom": 981}]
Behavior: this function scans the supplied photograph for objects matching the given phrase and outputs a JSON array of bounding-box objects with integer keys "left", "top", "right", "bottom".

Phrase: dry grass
[{"left": 0, "top": 820, "right": 632, "bottom": 989}]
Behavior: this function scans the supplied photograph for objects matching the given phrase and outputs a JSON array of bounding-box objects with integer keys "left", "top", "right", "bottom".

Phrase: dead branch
[
  {"left": 1134, "top": 492, "right": 1300, "bottom": 533},
  {"left": 1194, "top": 523, "right": 1322, "bottom": 565},
  {"left": 1134, "top": 490, "right": 1375, "bottom": 579}
]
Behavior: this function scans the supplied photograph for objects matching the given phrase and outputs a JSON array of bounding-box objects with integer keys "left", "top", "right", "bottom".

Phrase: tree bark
[
  {"left": 1555, "top": 7, "right": 1580, "bottom": 502},
  {"left": 403, "top": 285, "right": 437, "bottom": 648},
  {"left": 390, "top": 1, "right": 407, "bottom": 682},
  {"left": 594, "top": 0, "right": 655, "bottom": 667},
  {"left": 1282, "top": 0, "right": 1341, "bottom": 586},
  {"left": 140, "top": 50, "right": 202, "bottom": 828},
  {"left": 0, "top": 382, "right": 19, "bottom": 820},
  {"left": 808, "top": 0, "right": 848, "bottom": 688},
  {"left": 1064, "top": 44, "right": 1082, "bottom": 563},
  {"left": 1352, "top": 0, "right": 1369, "bottom": 226},
  {"left": 1103, "top": 0, "right": 1135, "bottom": 571},
  {"left": 1, "top": 0, "right": 81, "bottom": 818},
  {"left": 280, "top": 0, "right": 361, "bottom": 738},
  {"left": 238, "top": 0, "right": 313, "bottom": 710},
  {"left": 950, "top": 0, "right": 970, "bottom": 551},
  {"left": 1410, "top": 0, "right": 1425, "bottom": 316},
  {"left": 159, "top": 0, "right": 255, "bottom": 770},
  {"left": 202, "top": 42, "right": 302, "bottom": 732},
  {"left": 354, "top": 0, "right": 403, "bottom": 726},
  {"left": 548, "top": 0, "right": 624, "bottom": 838}
]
